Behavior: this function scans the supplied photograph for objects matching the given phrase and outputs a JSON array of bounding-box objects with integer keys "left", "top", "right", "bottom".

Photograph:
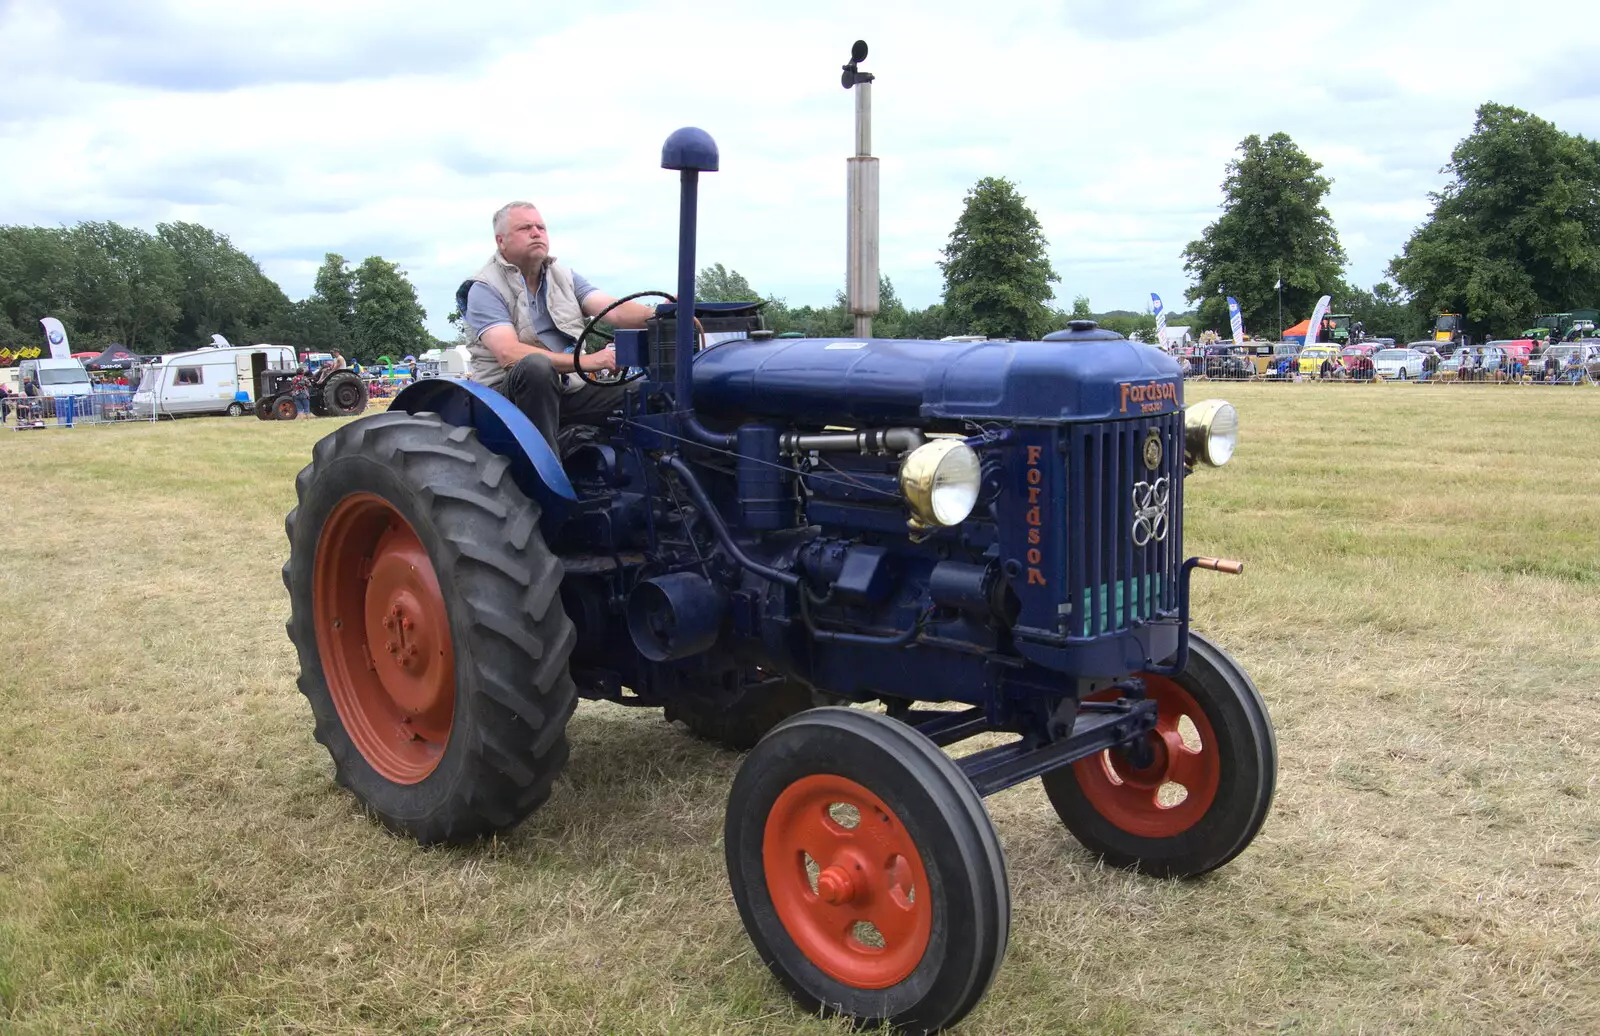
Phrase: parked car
[
  {"left": 1533, "top": 341, "right": 1600, "bottom": 381},
  {"left": 1373, "top": 347, "right": 1425, "bottom": 380},
  {"left": 1339, "top": 343, "right": 1378, "bottom": 371},
  {"left": 1203, "top": 345, "right": 1255, "bottom": 380},
  {"left": 1407, "top": 342, "right": 1444, "bottom": 362},
  {"left": 1298, "top": 344, "right": 1341, "bottom": 375}
]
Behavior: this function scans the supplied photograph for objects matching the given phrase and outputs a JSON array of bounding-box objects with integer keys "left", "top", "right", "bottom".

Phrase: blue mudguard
[{"left": 388, "top": 378, "right": 577, "bottom": 519}]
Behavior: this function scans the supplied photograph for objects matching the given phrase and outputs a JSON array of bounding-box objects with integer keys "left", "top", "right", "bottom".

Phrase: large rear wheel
[
  {"left": 1041, "top": 632, "right": 1275, "bottom": 878},
  {"left": 726, "top": 708, "right": 1009, "bottom": 1034},
  {"left": 284, "top": 411, "right": 577, "bottom": 843},
  {"left": 322, "top": 370, "right": 370, "bottom": 417}
]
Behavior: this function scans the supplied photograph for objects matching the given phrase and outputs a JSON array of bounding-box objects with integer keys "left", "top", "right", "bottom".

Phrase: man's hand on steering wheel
[{"left": 578, "top": 345, "right": 618, "bottom": 375}]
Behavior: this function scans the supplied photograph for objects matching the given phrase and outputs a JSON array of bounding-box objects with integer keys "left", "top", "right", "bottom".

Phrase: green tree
[
  {"left": 939, "top": 177, "right": 1059, "bottom": 339},
  {"left": 1389, "top": 103, "right": 1600, "bottom": 339},
  {"left": 312, "top": 253, "right": 359, "bottom": 335},
  {"left": 157, "top": 221, "right": 289, "bottom": 347},
  {"left": 1340, "top": 281, "right": 1427, "bottom": 343},
  {"left": 0, "top": 226, "right": 78, "bottom": 347},
  {"left": 68, "top": 222, "right": 182, "bottom": 351},
  {"left": 1070, "top": 295, "right": 1093, "bottom": 319},
  {"left": 352, "top": 257, "right": 429, "bottom": 363},
  {"left": 1183, "top": 132, "right": 1346, "bottom": 336},
  {"left": 696, "top": 263, "right": 760, "bottom": 301}
]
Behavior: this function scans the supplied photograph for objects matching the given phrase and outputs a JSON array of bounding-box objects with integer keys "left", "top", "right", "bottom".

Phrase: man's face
[{"left": 497, "top": 206, "right": 549, "bottom": 269}]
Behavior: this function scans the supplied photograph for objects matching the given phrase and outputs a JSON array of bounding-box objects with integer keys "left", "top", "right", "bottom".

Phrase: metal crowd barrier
[{"left": 2, "top": 390, "right": 142, "bottom": 430}]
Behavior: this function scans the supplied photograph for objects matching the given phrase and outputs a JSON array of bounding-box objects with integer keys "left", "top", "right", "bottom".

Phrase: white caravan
[
  {"left": 416, "top": 345, "right": 470, "bottom": 379},
  {"left": 133, "top": 344, "right": 297, "bottom": 418}
]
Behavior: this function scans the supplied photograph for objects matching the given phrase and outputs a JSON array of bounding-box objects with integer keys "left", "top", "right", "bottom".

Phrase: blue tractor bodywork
[{"left": 395, "top": 297, "right": 1199, "bottom": 780}]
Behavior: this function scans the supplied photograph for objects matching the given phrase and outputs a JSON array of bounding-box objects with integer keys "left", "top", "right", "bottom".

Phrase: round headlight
[
  {"left": 1184, "top": 399, "right": 1239, "bottom": 466},
  {"left": 899, "top": 439, "right": 982, "bottom": 528}
]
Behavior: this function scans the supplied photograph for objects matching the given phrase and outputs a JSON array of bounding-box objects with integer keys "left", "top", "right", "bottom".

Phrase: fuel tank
[{"left": 690, "top": 324, "right": 1183, "bottom": 425}]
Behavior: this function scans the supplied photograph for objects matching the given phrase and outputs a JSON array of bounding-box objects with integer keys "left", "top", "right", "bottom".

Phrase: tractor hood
[{"left": 690, "top": 327, "right": 1184, "bottom": 425}]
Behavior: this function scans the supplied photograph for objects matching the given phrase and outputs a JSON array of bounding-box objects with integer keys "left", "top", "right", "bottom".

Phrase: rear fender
[{"left": 389, "top": 378, "right": 576, "bottom": 520}]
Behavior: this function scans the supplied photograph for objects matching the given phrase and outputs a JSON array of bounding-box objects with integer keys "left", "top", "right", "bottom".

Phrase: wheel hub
[
  {"left": 762, "top": 774, "right": 932, "bottom": 989},
  {"left": 1071, "top": 674, "right": 1222, "bottom": 838},
  {"left": 313, "top": 494, "right": 456, "bottom": 783}
]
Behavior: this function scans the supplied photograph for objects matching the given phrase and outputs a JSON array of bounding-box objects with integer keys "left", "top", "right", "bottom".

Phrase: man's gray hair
[{"left": 493, "top": 201, "right": 537, "bottom": 237}]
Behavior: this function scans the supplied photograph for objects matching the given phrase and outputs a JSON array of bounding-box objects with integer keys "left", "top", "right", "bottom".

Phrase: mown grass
[{"left": 1, "top": 384, "right": 1597, "bottom": 1034}]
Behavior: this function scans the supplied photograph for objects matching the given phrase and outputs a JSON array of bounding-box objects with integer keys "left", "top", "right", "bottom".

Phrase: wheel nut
[
  {"left": 817, "top": 865, "right": 855, "bottom": 906},
  {"left": 401, "top": 617, "right": 414, "bottom": 631},
  {"left": 385, "top": 641, "right": 397, "bottom": 654}
]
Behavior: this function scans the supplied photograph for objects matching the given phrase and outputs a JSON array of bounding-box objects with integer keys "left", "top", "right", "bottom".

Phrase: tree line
[
  {"left": 0, "top": 223, "right": 437, "bottom": 363},
  {"left": 707, "top": 101, "right": 1600, "bottom": 346}
]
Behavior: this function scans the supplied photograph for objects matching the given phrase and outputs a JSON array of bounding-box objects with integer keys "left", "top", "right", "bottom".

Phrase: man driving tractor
[{"left": 456, "top": 202, "right": 656, "bottom": 451}]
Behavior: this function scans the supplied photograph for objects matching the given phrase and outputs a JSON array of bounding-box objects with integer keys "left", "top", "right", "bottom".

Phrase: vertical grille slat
[{"left": 1065, "top": 412, "right": 1183, "bottom": 638}]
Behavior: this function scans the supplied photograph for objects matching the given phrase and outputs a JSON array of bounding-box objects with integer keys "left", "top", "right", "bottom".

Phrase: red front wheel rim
[
  {"left": 313, "top": 493, "right": 456, "bottom": 783},
  {"left": 763, "top": 774, "right": 933, "bottom": 989},
  {"left": 1072, "top": 674, "right": 1221, "bottom": 838}
]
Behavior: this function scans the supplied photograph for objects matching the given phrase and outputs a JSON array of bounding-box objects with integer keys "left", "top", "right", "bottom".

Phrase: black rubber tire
[
  {"left": 256, "top": 397, "right": 276, "bottom": 421},
  {"left": 1041, "top": 632, "right": 1276, "bottom": 879},
  {"left": 726, "top": 708, "right": 1010, "bottom": 1035},
  {"left": 284, "top": 410, "right": 578, "bottom": 844},
  {"left": 227, "top": 401, "right": 245, "bottom": 417},
  {"left": 322, "top": 370, "right": 369, "bottom": 417},
  {"left": 665, "top": 678, "right": 818, "bottom": 751}
]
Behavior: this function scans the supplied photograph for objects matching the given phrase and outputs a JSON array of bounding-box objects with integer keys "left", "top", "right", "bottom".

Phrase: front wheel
[
  {"left": 284, "top": 411, "right": 578, "bottom": 844},
  {"left": 1041, "top": 632, "right": 1275, "bottom": 878},
  {"left": 726, "top": 708, "right": 1009, "bottom": 1035}
]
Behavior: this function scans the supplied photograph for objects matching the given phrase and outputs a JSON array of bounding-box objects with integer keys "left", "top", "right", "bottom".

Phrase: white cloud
[{"left": 1, "top": 0, "right": 1595, "bottom": 335}]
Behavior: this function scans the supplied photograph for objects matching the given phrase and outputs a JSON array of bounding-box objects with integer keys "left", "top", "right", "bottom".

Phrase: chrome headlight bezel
[
  {"left": 899, "top": 438, "right": 982, "bottom": 529},
  {"left": 1184, "top": 398, "right": 1239, "bottom": 467}
]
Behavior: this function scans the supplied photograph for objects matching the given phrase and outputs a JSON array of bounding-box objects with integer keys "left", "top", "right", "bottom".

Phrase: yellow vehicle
[
  {"left": 1297, "top": 344, "right": 1340, "bottom": 375},
  {"left": 1433, "top": 312, "right": 1464, "bottom": 344}
]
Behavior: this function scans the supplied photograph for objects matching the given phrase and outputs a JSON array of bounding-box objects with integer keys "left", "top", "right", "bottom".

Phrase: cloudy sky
[{"left": 3, "top": 0, "right": 1596, "bottom": 336}]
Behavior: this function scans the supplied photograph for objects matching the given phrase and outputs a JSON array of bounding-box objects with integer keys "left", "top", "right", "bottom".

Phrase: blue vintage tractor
[{"left": 283, "top": 128, "right": 1274, "bottom": 1034}]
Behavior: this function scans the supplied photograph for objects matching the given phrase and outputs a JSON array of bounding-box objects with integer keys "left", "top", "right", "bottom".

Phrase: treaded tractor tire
[
  {"left": 666, "top": 679, "right": 819, "bottom": 752},
  {"left": 321, "top": 370, "right": 369, "bottom": 417},
  {"left": 256, "top": 397, "right": 276, "bottom": 420},
  {"left": 284, "top": 410, "right": 578, "bottom": 844}
]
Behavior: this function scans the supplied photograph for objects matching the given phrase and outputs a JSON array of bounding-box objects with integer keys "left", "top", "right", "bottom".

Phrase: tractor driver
[{"left": 457, "top": 201, "right": 656, "bottom": 453}]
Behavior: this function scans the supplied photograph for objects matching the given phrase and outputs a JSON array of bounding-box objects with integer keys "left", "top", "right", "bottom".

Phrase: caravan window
[{"left": 175, "top": 367, "right": 203, "bottom": 385}]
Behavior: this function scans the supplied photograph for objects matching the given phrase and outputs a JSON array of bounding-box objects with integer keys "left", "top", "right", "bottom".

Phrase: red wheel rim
[
  {"left": 1072, "top": 674, "right": 1221, "bottom": 838},
  {"left": 762, "top": 774, "right": 932, "bottom": 989},
  {"left": 312, "top": 493, "right": 455, "bottom": 783}
]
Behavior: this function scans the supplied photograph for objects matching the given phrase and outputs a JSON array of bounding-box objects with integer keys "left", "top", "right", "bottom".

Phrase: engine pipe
[
  {"left": 779, "top": 427, "right": 925, "bottom": 456},
  {"left": 661, "top": 453, "right": 799, "bottom": 588},
  {"left": 660, "top": 128, "right": 737, "bottom": 451}
]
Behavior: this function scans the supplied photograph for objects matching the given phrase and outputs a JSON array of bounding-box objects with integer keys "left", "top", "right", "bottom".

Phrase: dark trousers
[{"left": 501, "top": 352, "right": 627, "bottom": 453}]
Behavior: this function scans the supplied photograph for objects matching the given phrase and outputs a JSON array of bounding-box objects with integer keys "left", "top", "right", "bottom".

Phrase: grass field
[{"left": 2, "top": 384, "right": 1598, "bottom": 1034}]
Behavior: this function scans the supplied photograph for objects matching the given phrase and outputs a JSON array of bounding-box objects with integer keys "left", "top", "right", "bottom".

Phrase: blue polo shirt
[{"left": 460, "top": 269, "right": 597, "bottom": 354}]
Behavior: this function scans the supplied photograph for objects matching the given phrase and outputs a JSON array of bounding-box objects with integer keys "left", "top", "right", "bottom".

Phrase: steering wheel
[
  {"left": 572, "top": 291, "right": 712, "bottom": 386},
  {"left": 572, "top": 291, "right": 674, "bottom": 386}
]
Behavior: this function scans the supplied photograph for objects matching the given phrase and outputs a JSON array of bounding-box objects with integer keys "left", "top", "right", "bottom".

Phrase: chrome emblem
[
  {"left": 1131, "top": 477, "right": 1169, "bottom": 546},
  {"left": 1142, "top": 430, "right": 1163, "bottom": 471}
]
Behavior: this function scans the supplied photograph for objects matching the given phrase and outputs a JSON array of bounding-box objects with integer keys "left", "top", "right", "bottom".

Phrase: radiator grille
[{"left": 1066, "top": 413, "right": 1184, "bottom": 638}]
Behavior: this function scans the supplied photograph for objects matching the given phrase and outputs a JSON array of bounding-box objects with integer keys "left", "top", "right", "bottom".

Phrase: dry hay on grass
[{"left": 1, "top": 386, "right": 1598, "bottom": 1034}]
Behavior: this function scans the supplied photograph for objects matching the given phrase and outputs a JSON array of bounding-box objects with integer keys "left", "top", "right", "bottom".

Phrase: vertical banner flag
[
  {"left": 1226, "top": 297, "right": 1245, "bottom": 342},
  {"left": 1305, "top": 294, "right": 1333, "bottom": 345},
  {"left": 39, "top": 317, "right": 70, "bottom": 359},
  {"left": 1151, "top": 293, "right": 1165, "bottom": 346}
]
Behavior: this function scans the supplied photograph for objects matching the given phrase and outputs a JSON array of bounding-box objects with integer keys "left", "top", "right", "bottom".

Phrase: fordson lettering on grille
[
  {"left": 1119, "top": 379, "right": 1179, "bottom": 414},
  {"left": 1025, "top": 445, "right": 1046, "bottom": 585}
]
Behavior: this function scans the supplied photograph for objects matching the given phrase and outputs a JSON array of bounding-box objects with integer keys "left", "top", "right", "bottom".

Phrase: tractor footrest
[{"left": 957, "top": 698, "right": 1159, "bottom": 797}]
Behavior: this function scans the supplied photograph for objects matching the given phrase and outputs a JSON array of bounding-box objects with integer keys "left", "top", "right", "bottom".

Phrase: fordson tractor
[{"left": 283, "top": 129, "right": 1275, "bottom": 1034}]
